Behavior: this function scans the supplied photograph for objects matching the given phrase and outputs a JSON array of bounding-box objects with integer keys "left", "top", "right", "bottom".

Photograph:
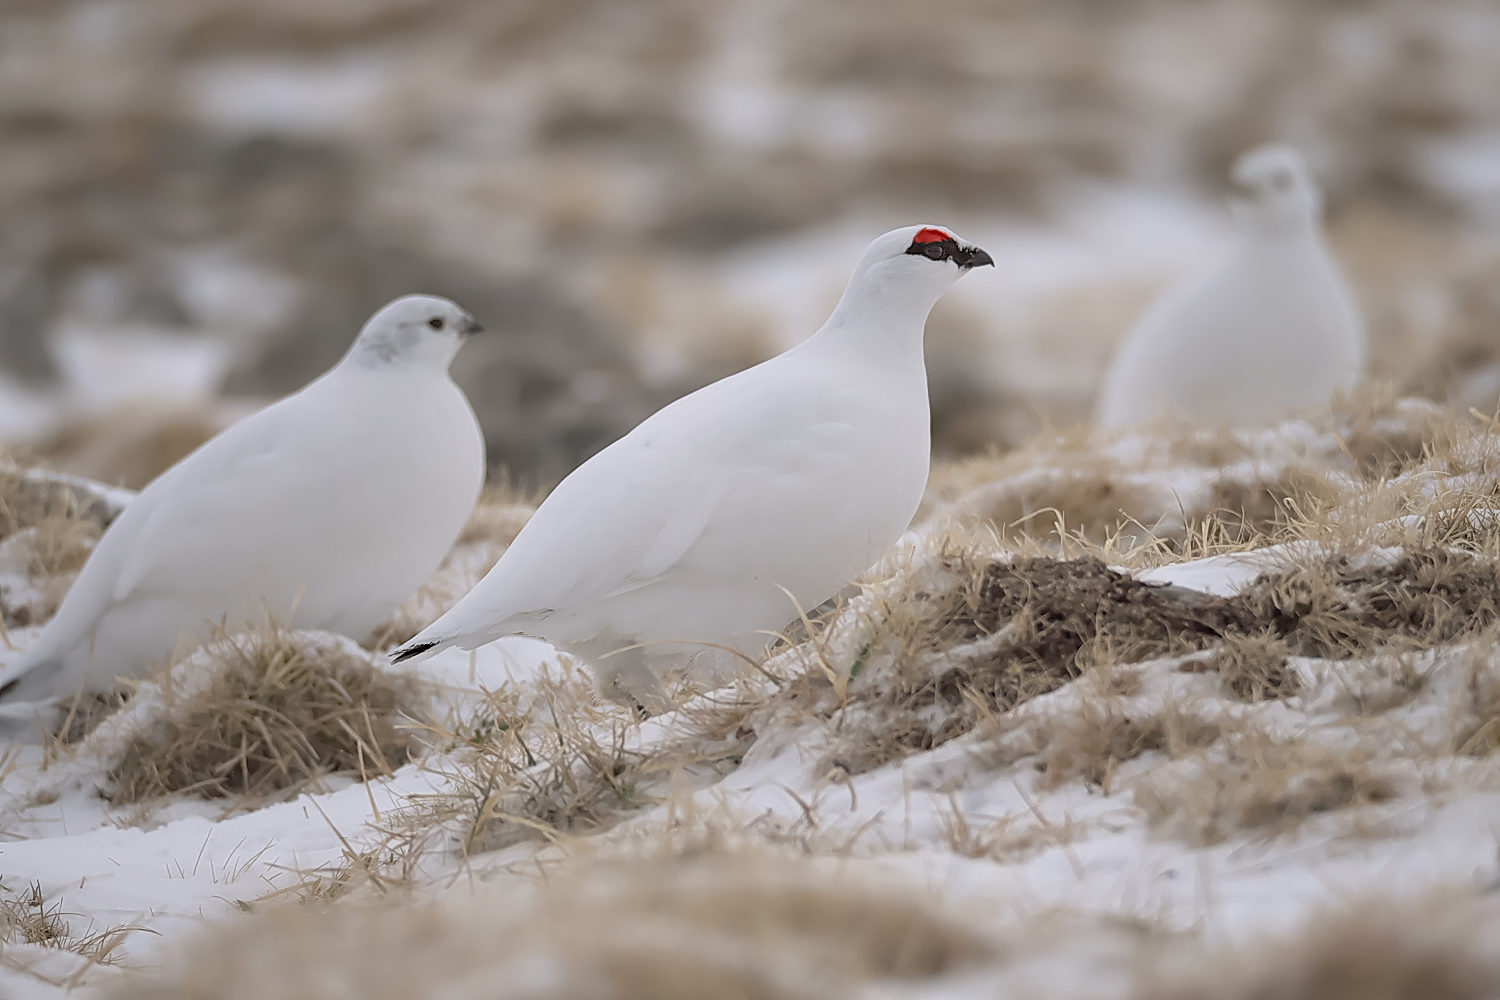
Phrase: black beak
[
  {"left": 954, "top": 245, "right": 994, "bottom": 269},
  {"left": 463, "top": 315, "right": 485, "bottom": 336}
]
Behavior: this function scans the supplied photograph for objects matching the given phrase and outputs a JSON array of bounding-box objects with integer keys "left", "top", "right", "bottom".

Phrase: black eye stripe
[{"left": 905, "top": 238, "right": 959, "bottom": 260}]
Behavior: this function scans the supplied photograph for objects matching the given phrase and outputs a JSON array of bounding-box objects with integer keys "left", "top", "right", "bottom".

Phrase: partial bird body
[
  {"left": 0, "top": 295, "right": 485, "bottom": 707},
  {"left": 1096, "top": 145, "right": 1366, "bottom": 429},
  {"left": 397, "top": 226, "right": 993, "bottom": 712}
]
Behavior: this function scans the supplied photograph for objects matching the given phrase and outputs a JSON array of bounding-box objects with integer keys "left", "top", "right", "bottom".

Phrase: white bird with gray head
[
  {"left": 0, "top": 294, "right": 485, "bottom": 711},
  {"left": 1096, "top": 144, "right": 1367, "bottom": 429},
  {"left": 393, "top": 226, "right": 993, "bottom": 714}
]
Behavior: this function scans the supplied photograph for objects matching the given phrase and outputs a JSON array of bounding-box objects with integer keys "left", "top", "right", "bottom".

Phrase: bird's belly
[
  {"left": 546, "top": 576, "right": 804, "bottom": 656},
  {"left": 1110, "top": 259, "right": 1363, "bottom": 426},
  {"left": 195, "top": 407, "right": 481, "bottom": 640},
  {"left": 285, "top": 449, "right": 481, "bottom": 636},
  {"left": 561, "top": 415, "right": 927, "bottom": 651},
  {"left": 699, "top": 427, "right": 923, "bottom": 576}
]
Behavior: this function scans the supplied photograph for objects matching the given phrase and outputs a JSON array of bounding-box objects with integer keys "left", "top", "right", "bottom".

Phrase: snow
[
  {"left": 0, "top": 184, "right": 1492, "bottom": 995},
  {"left": 0, "top": 458, "right": 1499, "bottom": 996},
  {"left": 1134, "top": 546, "right": 1302, "bottom": 596},
  {"left": 0, "top": 638, "right": 562, "bottom": 995}
]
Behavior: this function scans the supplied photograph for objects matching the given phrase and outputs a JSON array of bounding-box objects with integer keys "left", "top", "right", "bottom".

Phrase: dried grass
[
  {"left": 1195, "top": 632, "right": 1298, "bottom": 702},
  {"left": 0, "top": 464, "right": 121, "bottom": 626},
  {"left": 340, "top": 663, "right": 749, "bottom": 885},
  {"left": 1151, "top": 892, "right": 1500, "bottom": 1000},
  {"left": 0, "top": 880, "right": 142, "bottom": 967},
  {"left": 1455, "top": 648, "right": 1500, "bottom": 757},
  {"left": 1031, "top": 701, "right": 1222, "bottom": 792},
  {"left": 394, "top": 674, "right": 653, "bottom": 859},
  {"left": 1238, "top": 547, "right": 1500, "bottom": 659},
  {"left": 1134, "top": 729, "right": 1400, "bottom": 846},
  {"left": 111, "top": 852, "right": 991, "bottom": 1000},
  {"left": 818, "top": 552, "right": 1258, "bottom": 774},
  {"left": 815, "top": 514, "right": 1500, "bottom": 774},
  {"left": 0, "top": 465, "right": 119, "bottom": 545},
  {"left": 930, "top": 390, "right": 1479, "bottom": 567},
  {"left": 52, "top": 689, "right": 131, "bottom": 745},
  {"left": 0, "top": 464, "right": 127, "bottom": 632},
  {"left": 108, "top": 626, "right": 423, "bottom": 805}
]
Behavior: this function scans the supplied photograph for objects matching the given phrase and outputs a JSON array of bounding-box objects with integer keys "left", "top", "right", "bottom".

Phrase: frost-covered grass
[{"left": 5, "top": 397, "right": 1500, "bottom": 995}]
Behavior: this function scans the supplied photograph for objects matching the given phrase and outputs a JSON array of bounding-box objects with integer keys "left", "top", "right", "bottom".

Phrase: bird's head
[
  {"left": 345, "top": 294, "right": 485, "bottom": 372},
  {"left": 1230, "top": 145, "right": 1323, "bottom": 232},
  {"left": 835, "top": 225, "right": 993, "bottom": 324}
]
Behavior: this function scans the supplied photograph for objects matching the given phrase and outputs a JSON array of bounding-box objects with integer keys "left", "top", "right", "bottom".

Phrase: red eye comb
[{"left": 913, "top": 227, "right": 953, "bottom": 244}]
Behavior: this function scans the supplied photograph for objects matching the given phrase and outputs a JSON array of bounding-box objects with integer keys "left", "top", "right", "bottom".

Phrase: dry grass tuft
[
  {"left": 112, "top": 852, "right": 991, "bottom": 1000},
  {"left": 1154, "top": 892, "right": 1500, "bottom": 1000},
  {"left": 823, "top": 554, "right": 1257, "bottom": 774},
  {"left": 1199, "top": 632, "right": 1298, "bottom": 702},
  {"left": 1333, "top": 392, "right": 1463, "bottom": 481},
  {"left": 951, "top": 461, "right": 1172, "bottom": 550},
  {"left": 938, "top": 800, "right": 1084, "bottom": 862},
  {"left": 108, "top": 626, "right": 423, "bottom": 805},
  {"left": 362, "top": 663, "right": 747, "bottom": 872},
  {"left": 1203, "top": 465, "right": 1337, "bottom": 540},
  {"left": 52, "top": 689, "right": 132, "bottom": 745},
  {"left": 1032, "top": 701, "right": 1222, "bottom": 792},
  {"left": 408, "top": 676, "right": 651, "bottom": 857},
  {"left": 975, "top": 557, "right": 1259, "bottom": 667},
  {"left": 0, "top": 465, "right": 119, "bottom": 543},
  {"left": 0, "top": 880, "right": 141, "bottom": 967},
  {"left": 0, "top": 463, "right": 124, "bottom": 626},
  {"left": 1239, "top": 547, "right": 1500, "bottom": 659},
  {"left": 1455, "top": 649, "right": 1500, "bottom": 757},
  {"left": 1134, "top": 730, "right": 1399, "bottom": 846},
  {"left": 929, "top": 392, "right": 1483, "bottom": 567},
  {"left": 931, "top": 421, "right": 1343, "bottom": 557}
]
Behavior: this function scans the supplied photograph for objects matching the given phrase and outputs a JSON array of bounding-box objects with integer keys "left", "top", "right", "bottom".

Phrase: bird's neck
[
  {"left": 1237, "top": 204, "right": 1322, "bottom": 242},
  {"left": 807, "top": 277, "right": 941, "bottom": 368},
  {"left": 336, "top": 339, "right": 457, "bottom": 375}
]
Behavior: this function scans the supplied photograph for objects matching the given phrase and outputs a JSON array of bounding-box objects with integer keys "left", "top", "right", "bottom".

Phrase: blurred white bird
[
  {"left": 1095, "top": 145, "right": 1366, "bottom": 429},
  {"left": 0, "top": 294, "right": 485, "bottom": 707},
  {"left": 393, "top": 226, "right": 994, "bottom": 713}
]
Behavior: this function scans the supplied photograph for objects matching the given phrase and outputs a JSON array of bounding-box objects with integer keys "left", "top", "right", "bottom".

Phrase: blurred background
[{"left": 1, "top": 0, "right": 1497, "bottom": 490}]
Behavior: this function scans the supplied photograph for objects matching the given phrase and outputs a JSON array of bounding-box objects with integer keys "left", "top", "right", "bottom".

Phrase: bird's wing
[
  {"left": 109, "top": 390, "right": 337, "bottom": 606},
  {"left": 439, "top": 423, "right": 731, "bottom": 630},
  {"left": 421, "top": 360, "right": 824, "bottom": 643},
  {"left": 0, "top": 410, "right": 296, "bottom": 697}
]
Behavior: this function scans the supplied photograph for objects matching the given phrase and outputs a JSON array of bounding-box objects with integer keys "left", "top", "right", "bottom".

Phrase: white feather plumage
[
  {"left": 395, "top": 226, "right": 993, "bottom": 711},
  {"left": 1096, "top": 145, "right": 1367, "bottom": 429},
  {"left": 0, "top": 295, "right": 485, "bottom": 706}
]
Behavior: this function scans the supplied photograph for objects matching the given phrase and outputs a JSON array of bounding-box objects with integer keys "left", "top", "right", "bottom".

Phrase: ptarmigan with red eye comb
[{"left": 393, "top": 226, "right": 993, "bottom": 713}]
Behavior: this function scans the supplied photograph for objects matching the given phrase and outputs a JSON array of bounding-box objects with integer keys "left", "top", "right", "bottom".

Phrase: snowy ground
[{"left": 3, "top": 400, "right": 1500, "bottom": 997}]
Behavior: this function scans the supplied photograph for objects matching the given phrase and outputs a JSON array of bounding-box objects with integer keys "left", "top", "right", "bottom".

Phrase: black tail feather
[{"left": 390, "top": 641, "right": 439, "bottom": 664}]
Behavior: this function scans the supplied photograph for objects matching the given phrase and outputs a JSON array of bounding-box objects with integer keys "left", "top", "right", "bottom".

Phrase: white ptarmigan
[
  {"left": 1095, "top": 145, "right": 1367, "bottom": 429},
  {"left": 0, "top": 295, "right": 485, "bottom": 706},
  {"left": 393, "top": 226, "right": 993, "bottom": 713}
]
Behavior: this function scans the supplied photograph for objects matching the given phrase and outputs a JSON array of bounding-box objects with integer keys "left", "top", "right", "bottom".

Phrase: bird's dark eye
[
  {"left": 428, "top": 317, "right": 445, "bottom": 330},
  {"left": 923, "top": 243, "right": 946, "bottom": 260}
]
